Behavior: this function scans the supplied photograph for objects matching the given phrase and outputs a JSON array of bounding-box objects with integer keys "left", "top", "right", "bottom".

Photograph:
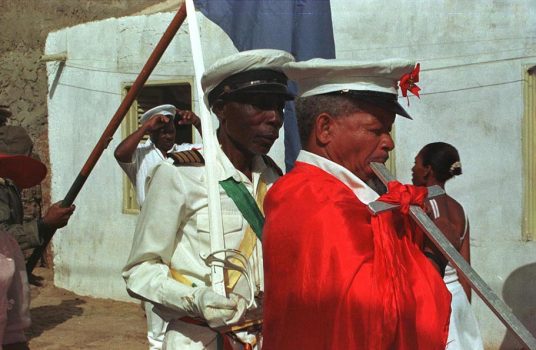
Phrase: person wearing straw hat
[
  {"left": 262, "top": 59, "right": 451, "bottom": 350},
  {"left": 0, "top": 154, "right": 75, "bottom": 349},
  {"left": 123, "top": 49, "right": 295, "bottom": 350}
]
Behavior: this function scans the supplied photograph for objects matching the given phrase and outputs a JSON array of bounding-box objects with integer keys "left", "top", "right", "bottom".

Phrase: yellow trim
[
  {"left": 225, "top": 179, "right": 267, "bottom": 291},
  {"left": 523, "top": 66, "right": 536, "bottom": 240},
  {"left": 255, "top": 179, "right": 268, "bottom": 216},
  {"left": 170, "top": 269, "right": 196, "bottom": 287},
  {"left": 170, "top": 179, "right": 268, "bottom": 292},
  {"left": 121, "top": 98, "right": 141, "bottom": 214},
  {"left": 225, "top": 227, "right": 258, "bottom": 292}
]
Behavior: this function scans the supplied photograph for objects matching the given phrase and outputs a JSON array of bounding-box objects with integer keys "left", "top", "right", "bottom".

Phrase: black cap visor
[
  {"left": 209, "top": 69, "right": 293, "bottom": 106},
  {"left": 220, "top": 82, "right": 294, "bottom": 102},
  {"left": 339, "top": 91, "right": 412, "bottom": 119}
]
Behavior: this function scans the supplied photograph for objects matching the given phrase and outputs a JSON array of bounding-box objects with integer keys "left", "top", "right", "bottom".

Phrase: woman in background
[{"left": 412, "top": 142, "right": 484, "bottom": 350}]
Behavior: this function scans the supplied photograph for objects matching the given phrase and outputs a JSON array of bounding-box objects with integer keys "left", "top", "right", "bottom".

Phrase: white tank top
[{"left": 428, "top": 198, "right": 468, "bottom": 284}]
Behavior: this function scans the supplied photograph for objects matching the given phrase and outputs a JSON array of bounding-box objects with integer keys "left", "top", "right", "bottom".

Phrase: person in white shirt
[
  {"left": 114, "top": 105, "right": 202, "bottom": 205},
  {"left": 114, "top": 105, "right": 201, "bottom": 350},
  {"left": 122, "top": 49, "right": 295, "bottom": 350}
]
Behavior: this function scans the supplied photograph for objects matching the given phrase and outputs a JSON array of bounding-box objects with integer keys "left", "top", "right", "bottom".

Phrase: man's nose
[
  {"left": 382, "top": 133, "right": 395, "bottom": 151},
  {"left": 265, "top": 109, "right": 284, "bottom": 127}
]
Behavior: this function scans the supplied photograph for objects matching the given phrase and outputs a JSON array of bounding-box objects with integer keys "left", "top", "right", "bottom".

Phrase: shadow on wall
[{"left": 500, "top": 263, "right": 536, "bottom": 349}]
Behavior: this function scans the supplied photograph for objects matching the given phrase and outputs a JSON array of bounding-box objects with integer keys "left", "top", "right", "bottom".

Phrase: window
[
  {"left": 120, "top": 81, "right": 194, "bottom": 214},
  {"left": 523, "top": 65, "right": 536, "bottom": 240}
]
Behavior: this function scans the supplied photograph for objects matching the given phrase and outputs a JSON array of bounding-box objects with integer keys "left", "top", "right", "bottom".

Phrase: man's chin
[{"left": 252, "top": 143, "right": 274, "bottom": 156}]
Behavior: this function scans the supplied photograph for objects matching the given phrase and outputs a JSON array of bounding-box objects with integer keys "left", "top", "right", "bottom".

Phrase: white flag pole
[{"left": 185, "top": 0, "right": 227, "bottom": 297}]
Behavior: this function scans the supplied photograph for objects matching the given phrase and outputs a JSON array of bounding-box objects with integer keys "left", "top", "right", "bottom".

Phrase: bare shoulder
[{"left": 446, "top": 195, "right": 466, "bottom": 219}]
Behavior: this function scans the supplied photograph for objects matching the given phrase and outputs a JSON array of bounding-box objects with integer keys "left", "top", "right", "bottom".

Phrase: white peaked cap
[
  {"left": 201, "top": 49, "right": 295, "bottom": 106},
  {"left": 283, "top": 58, "right": 417, "bottom": 118},
  {"left": 139, "top": 104, "right": 176, "bottom": 124}
]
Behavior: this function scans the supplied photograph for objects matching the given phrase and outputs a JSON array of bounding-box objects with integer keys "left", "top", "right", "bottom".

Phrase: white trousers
[
  {"left": 445, "top": 281, "right": 484, "bottom": 350},
  {"left": 144, "top": 301, "right": 168, "bottom": 350}
]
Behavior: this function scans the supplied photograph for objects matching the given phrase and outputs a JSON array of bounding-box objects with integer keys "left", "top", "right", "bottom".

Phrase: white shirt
[
  {"left": 122, "top": 147, "right": 279, "bottom": 349},
  {"left": 296, "top": 150, "right": 379, "bottom": 205},
  {"left": 117, "top": 139, "right": 201, "bottom": 205}
]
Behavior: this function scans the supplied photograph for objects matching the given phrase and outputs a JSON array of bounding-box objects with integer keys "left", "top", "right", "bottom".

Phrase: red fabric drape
[{"left": 263, "top": 163, "right": 450, "bottom": 350}]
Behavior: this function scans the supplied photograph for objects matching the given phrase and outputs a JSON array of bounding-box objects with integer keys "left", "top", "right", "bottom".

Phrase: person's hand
[
  {"left": 177, "top": 110, "right": 202, "bottom": 134},
  {"left": 143, "top": 115, "right": 170, "bottom": 133},
  {"left": 42, "top": 201, "right": 76, "bottom": 230},
  {"left": 192, "top": 287, "right": 247, "bottom": 329}
]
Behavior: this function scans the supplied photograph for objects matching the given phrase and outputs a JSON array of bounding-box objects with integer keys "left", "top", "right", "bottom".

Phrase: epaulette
[
  {"left": 262, "top": 155, "right": 283, "bottom": 176},
  {"left": 168, "top": 149, "right": 205, "bottom": 166}
]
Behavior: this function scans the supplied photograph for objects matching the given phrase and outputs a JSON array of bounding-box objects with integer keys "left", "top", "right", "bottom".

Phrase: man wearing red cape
[{"left": 262, "top": 59, "right": 451, "bottom": 349}]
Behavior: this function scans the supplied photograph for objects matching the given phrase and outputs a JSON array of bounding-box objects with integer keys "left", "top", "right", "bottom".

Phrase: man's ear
[
  {"left": 314, "top": 113, "right": 335, "bottom": 146},
  {"left": 423, "top": 164, "right": 433, "bottom": 179},
  {"left": 211, "top": 100, "right": 225, "bottom": 120}
]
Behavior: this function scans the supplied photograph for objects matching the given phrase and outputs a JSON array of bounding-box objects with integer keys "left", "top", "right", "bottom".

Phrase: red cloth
[
  {"left": 262, "top": 162, "right": 450, "bottom": 350},
  {"left": 0, "top": 154, "right": 46, "bottom": 189}
]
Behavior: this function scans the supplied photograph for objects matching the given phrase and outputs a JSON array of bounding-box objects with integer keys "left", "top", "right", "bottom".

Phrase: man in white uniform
[
  {"left": 115, "top": 105, "right": 202, "bottom": 205},
  {"left": 122, "top": 49, "right": 294, "bottom": 350},
  {"left": 115, "top": 105, "right": 201, "bottom": 349}
]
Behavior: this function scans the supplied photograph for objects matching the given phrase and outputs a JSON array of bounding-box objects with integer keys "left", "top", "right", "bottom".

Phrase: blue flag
[{"left": 194, "top": 0, "right": 336, "bottom": 171}]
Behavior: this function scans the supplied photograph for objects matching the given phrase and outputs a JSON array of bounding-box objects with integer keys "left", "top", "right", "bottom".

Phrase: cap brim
[
  {"left": 388, "top": 100, "right": 412, "bottom": 119},
  {"left": 346, "top": 91, "right": 412, "bottom": 119}
]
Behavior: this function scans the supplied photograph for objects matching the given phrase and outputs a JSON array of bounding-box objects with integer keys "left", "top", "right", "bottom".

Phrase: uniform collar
[
  {"left": 146, "top": 138, "right": 172, "bottom": 159},
  {"left": 296, "top": 150, "right": 379, "bottom": 204},
  {"left": 217, "top": 147, "right": 268, "bottom": 184}
]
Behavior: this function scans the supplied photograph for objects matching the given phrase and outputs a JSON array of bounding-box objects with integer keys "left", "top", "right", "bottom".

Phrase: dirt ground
[{"left": 26, "top": 267, "right": 148, "bottom": 350}]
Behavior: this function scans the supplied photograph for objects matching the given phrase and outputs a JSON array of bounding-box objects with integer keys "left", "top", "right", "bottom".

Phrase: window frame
[{"left": 120, "top": 79, "right": 195, "bottom": 214}]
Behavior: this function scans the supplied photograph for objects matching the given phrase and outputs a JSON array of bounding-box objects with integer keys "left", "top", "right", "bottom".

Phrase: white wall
[
  {"left": 46, "top": 2, "right": 536, "bottom": 348},
  {"left": 45, "top": 11, "right": 238, "bottom": 301},
  {"left": 331, "top": 1, "right": 536, "bottom": 348}
]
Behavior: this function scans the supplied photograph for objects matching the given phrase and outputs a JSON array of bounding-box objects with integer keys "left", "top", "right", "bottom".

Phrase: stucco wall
[
  {"left": 331, "top": 1, "right": 536, "bottom": 348},
  {"left": 46, "top": 11, "right": 238, "bottom": 301},
  {"left": 46, "top": 2, "right": 536, "bottom": 349}
]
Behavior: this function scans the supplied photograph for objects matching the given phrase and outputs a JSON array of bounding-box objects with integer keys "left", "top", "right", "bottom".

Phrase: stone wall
[{"left": 0, "top": 0, "right": 164, "bottom": 208}]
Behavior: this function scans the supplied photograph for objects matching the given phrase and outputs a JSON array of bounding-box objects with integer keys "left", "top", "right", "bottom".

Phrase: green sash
[{"left": 219, "top": 178, "right": 264, "bottom": 240}]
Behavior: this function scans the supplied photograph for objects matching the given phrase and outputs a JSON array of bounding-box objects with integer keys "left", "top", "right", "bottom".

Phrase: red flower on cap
[{"left": 399, "top": 63, "right": 421, "bottom": 105}]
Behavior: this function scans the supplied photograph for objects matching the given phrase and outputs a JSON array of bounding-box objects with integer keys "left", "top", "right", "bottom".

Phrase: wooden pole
[{"left": 27, "top": 3, "right": 188, "bottom": 274}]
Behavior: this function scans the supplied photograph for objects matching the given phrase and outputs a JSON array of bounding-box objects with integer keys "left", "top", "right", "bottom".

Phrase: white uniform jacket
[
  {"left": 123, "top": 147, "right": 280, "bottom": 349},
  {"left": 117, "top": 139, "right": 201, "bottom": 205}
]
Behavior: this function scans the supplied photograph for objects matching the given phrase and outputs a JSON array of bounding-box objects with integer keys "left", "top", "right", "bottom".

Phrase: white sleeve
[
  {"left": 116, "top": 147, "right": 140, "bottom": 186},
  {"left": 122, "top": 162, "right": 195, "bottom": 318}
]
